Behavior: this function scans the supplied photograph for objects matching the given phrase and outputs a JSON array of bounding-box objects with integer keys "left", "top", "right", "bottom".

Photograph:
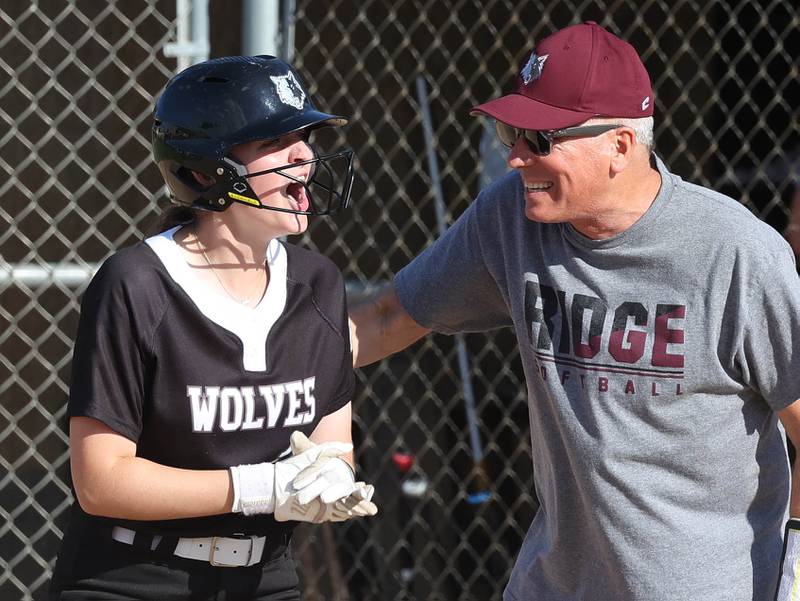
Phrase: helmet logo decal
[{"left": 270, "top": 71, "right": 306, "bottom": 110}]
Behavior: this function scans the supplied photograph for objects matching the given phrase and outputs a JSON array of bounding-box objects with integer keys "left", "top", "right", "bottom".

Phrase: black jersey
[{"left": 67, "top": 227, "right": 354, "bottom": 537}]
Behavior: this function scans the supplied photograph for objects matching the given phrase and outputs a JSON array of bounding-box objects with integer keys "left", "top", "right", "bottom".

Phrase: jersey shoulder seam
[
  {"left": 286, "top": 276, "right": 346, "bottom": 340},
  {"left": 282, "top": 242, "right": 346, "bottom": 340},
  {"left": 138, "top": 242, "right": 177, "bottom": 359}
]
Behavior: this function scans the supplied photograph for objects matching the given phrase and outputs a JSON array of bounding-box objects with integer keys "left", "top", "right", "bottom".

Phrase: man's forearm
[{"left": 349, "top": 283, "right": 430, "bottom": 367}]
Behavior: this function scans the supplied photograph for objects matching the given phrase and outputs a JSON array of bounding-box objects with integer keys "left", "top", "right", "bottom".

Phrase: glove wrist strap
[{"left": 230, "top": 463, "right": 276, "bottom": 515}]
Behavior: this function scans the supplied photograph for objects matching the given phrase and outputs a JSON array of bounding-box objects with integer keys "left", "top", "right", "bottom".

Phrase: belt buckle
[{"left": 209, "top": 535, "right": 254, "bottom": 567}]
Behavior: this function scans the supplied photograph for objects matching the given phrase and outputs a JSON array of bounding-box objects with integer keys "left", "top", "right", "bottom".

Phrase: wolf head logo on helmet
[
  {"left": 270, "top": 71, "right": 306, "bottom": 110},
  {"left": 152, "top": 56, "right": 354, "bottom": 215}
]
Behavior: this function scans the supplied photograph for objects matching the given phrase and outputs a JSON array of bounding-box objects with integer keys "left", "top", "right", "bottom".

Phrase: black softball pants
[{"left": 49, "top": 525, "right": 301, "bottom": 601}]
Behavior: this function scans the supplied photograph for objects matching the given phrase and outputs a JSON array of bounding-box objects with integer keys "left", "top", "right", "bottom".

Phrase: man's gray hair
[{"left": 587, "top": 116, "right": 654, "bottom": 151}]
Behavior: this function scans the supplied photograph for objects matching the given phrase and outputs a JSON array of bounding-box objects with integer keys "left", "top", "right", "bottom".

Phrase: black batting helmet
[{"left": 152, "top": 55, "right": 354, "bottom": 215}]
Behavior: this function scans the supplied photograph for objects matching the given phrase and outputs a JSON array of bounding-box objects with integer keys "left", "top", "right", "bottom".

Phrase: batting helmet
[{"left": 152, "top": 55, "right": 354, "bottom": 215}]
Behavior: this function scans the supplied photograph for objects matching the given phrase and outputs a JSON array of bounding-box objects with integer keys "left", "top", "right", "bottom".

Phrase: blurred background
[{"left": 0, "top": 0, "right": 798, "bottom": 599}]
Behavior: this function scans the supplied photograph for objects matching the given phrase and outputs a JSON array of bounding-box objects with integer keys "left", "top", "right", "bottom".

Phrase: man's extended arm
[{"left": 348, "top": 283, "right": 431, "bottom": 368}]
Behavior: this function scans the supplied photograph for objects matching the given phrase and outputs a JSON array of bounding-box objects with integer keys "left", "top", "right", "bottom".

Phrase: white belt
[{"left": 111, "top": 526, "right": 267, "bottom": 567}]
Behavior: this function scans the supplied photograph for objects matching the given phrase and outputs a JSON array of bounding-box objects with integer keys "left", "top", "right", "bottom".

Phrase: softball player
[{"left": 50, "top": 56, "right": 375, "bottom": 600}]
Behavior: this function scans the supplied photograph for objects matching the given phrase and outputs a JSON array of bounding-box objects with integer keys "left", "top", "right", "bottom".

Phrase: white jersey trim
[{"left": 145, "top": 226, "right": 288, "bottom": 372}]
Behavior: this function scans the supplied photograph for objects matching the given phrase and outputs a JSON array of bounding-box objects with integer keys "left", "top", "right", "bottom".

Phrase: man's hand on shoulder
[{"left": 348, "top": 283, "right": 430, "bottom": 368}]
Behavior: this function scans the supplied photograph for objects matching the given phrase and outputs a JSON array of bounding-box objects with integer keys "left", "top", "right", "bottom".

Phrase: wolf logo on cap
[{"left": 521, "top": 52, "right": 548, "bottom": 85}]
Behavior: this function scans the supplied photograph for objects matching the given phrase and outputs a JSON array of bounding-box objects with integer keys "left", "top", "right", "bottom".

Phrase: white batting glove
[
  {"left": 293, "top": 457, "right": 357, "bottom": 505},
  {"left": 229, "top": 433, "right": 352, "bottom": 516},
  {"left": 273, "top": 433, "right": 378, "bottom": 523},
  {"left": 275, "top": 481, "right": 378, "bottom": 523},
  {"left": 286, "top": 431, "right": 358, "bottom": 504},
  {"left": 776, "top": 518, "right": 800, "bottom": 600}
]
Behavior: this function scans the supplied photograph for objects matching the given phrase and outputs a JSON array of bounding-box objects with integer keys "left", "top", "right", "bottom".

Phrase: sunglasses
[{"left": 495, "top": 122, "right": 622, "bottom": 156}]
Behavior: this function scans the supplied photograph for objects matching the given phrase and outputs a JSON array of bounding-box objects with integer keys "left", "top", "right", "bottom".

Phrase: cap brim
[{"left": 470, "top": 93, "right": 595, "bottom": 130}]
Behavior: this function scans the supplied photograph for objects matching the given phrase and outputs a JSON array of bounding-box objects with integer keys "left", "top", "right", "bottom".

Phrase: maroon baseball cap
[{"left": 471, "top": 22, "right": 654, "bottom": 130}]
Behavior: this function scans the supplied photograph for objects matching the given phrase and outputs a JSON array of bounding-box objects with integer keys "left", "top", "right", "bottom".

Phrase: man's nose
[{"left": 507, "top": 136, "right": 535, "bottom": 169}]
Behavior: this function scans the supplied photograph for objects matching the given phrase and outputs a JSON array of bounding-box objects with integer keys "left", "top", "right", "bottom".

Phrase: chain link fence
[{"left": 1, "top": 0, "right": 798, "bottom": 599}]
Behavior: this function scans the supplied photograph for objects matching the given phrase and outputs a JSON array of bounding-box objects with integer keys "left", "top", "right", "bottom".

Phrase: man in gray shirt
[{"left": 349, "top": 21, "right": 800, "bottom": 600}]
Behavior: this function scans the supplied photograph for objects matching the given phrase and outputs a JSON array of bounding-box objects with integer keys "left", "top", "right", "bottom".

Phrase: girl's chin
[{"left": 283, "top": 213, "right": 308, "bottom": 235}]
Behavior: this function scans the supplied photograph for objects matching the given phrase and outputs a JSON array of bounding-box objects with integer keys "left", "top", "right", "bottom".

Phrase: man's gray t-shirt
[{"left": 394, "top": 157, "right": 800, "bottom": 600}]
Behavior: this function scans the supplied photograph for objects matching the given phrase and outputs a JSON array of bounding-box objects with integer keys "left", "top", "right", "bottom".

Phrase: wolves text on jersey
[
  {"left": 187, "top": 378, "right": 316, "bottom": 433},
  {"left": 524, "top": 274, "right": 686, "bottom": 396}
]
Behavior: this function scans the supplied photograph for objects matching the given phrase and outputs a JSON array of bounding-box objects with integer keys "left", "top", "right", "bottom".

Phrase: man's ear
[{"left": 609, "top": 127, "right": 636, "bottom": 174}]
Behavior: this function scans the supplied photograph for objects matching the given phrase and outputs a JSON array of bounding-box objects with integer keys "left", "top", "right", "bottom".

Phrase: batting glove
[
  {"left": 273, "top": 432, "right": 378, "bottom": 522},
  {"left": 275, "top": 481, "right": 378, "bottom": 523},
  {"left": 229, "top": 432, "right": 351, "bottom": 516},
  {"left": 290, "top": 433, "right": 358, "bottom": 505}
]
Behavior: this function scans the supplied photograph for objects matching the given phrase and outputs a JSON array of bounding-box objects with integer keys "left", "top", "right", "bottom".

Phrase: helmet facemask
[{"left": 223, "top": 145, "right": 355, "bottom": 216}]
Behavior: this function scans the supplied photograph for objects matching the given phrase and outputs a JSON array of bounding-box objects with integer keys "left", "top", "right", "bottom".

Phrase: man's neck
[{"left": 571, "top": 165, "right": 662, "bottom": 240}]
